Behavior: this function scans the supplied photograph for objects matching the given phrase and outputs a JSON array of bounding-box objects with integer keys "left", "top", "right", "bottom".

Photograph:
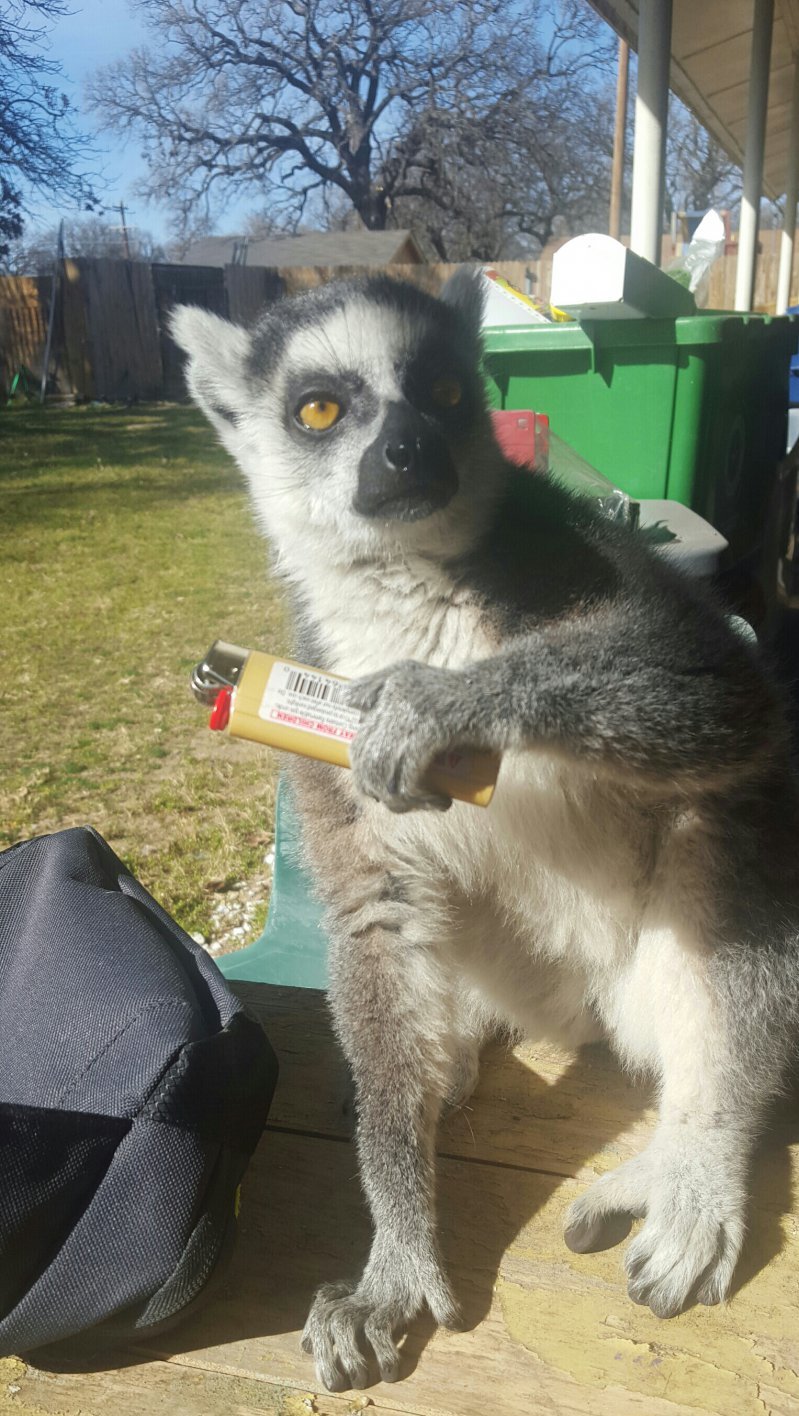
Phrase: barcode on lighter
[
  {"left": 259, "top": 660, "right": 363, "bottom": 743},
  {"left": 285, "top": 669, "right": 348, "bottom": 705}
]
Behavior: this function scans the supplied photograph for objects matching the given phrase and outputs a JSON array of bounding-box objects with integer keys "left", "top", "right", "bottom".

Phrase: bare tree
[
  {"left": 88, "top": 0, "right": 615, "bottom": 250},
  {"left": 6, "top": 215, "right": 166, "bottom": 274},
  {"left": 385, "top": 54, "right": 616, "bottom": 260},
  {"left": 0, "top": 179, "right": 24, "bottom": 264},
  {"left": 0, "top": 0, "right": 98, "bottom": 254},
  {"left": 665, "top": 101, "right": 741, "bottom": 217},
  {"left": 663, "top": 100, "right": 787, "bottom": 239}
]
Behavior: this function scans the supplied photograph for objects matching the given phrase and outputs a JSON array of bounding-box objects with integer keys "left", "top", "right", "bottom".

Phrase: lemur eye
[
  {"left": 296, "top": 397, "right": 342, "bottom": 431},
  {"left": 431, "top": 378, "right": 462, "bottom": 408}
]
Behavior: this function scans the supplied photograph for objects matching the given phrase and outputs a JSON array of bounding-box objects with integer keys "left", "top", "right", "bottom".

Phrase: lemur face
[
  {"left": 279, "top": 304, "right": 473, "bottom": 524},
  {"left": 172, "top": 275, "right": 501, "bottom": 562}
]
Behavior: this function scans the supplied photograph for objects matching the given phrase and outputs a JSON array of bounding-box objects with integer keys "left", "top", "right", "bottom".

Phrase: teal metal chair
[{"left": 218, "top": 778, "right": 328, "bottom": 989}]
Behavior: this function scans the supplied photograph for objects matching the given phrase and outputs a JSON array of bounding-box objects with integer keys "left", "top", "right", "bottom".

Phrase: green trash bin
[{"left": 483, "top": 312, "right": 797, "bottom": 575}]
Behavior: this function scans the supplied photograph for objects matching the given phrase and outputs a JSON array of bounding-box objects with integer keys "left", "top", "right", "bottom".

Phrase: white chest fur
[
  {"left": 296, "top": 554, "right": 495, "bottom": 677},
  {"left": 293, "top": 552, "right": 660, "bottom": 1025}
]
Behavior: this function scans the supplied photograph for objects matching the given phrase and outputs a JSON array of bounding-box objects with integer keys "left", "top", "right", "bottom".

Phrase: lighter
[{"left": 191, "top": 640, "right": 500, "bottom": 808}]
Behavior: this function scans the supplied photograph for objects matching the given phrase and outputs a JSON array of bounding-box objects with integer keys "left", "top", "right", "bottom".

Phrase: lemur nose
[{"left": 384, "top": 439, "right": 419, "bottom": 473}]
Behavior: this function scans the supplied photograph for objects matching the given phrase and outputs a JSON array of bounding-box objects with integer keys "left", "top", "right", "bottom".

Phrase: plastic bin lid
[
  {"left": 638, "top": 499, "right": 728, "bottom": 578},
  {"left": 482, "top": 310, "right": 798, "bottom": 354}
]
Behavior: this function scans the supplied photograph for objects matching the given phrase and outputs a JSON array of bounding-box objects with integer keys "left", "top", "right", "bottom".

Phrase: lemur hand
[{"left": 345, "top": 659, "right": 473, "bottom": 813}]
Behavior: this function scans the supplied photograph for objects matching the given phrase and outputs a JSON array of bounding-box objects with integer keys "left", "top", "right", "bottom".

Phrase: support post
[
  {"left": 609, "top": 38, "right": 630, "bottom": 241},
  {"left": 735, "top": 0, "right": 774, "bottom": 312},
  {"left": 630, "top": 0, "right": 673, "bottom": 266},
  {"left": 776, "top": 59, "right": 799, "bottom": 314}
]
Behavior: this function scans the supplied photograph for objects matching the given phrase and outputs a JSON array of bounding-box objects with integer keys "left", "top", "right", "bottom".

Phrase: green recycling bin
[{"left": 483, "top": 313, "right": 797, "bottom": 573}]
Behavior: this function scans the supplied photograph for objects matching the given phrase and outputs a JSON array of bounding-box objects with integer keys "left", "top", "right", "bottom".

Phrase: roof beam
[{"left": 587, "top": 0, "right": 793, "bottom": 199}]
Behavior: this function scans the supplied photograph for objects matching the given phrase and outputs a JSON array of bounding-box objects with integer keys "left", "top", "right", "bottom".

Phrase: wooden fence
[
  {"left": 0, "top": 259, "right": 537, "bottom": 402},
  {"left": 1, "top": 240, "right": 797, "bottom": 403},
  {"left": 0, "top": 259, "right": 286, "bottom": 401},
  {"left": 0, "top": 275, "right": 50, "bottom": 398}
]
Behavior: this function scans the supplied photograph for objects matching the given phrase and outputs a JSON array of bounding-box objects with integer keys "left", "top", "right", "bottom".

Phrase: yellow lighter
[{"left": 191, "top": 640, "right": 500, "bottom": 808}]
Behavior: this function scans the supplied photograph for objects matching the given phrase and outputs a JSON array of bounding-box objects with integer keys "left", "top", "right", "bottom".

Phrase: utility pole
[
  {"left": 609, "top": 37, "right": 630, "bottom": 241},
  {"left": 119, "top": 202, "right": 132, "bottom": 260}
]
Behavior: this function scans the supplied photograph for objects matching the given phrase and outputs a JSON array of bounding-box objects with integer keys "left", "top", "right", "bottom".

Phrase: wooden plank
[
  {"left": 225, "top": 265, "right": 284, "bottom": 326},
  {"left": 9, "top": 983, "right": 799, "bottom": 1416},
  {"left": 19, "top": 1121, "right": 799, "bottom": 1416},
  {"left": 0, "top": 1350, "right": 397, "bottom": 1415},
  {"left": 0, "top": 276, "right": 49, "bottom": 396},
  {"left": 151, "top": 263, "right": 226, "bottom": 401},
  {"left": 60, "top": 260, "right": 93, "bottom": 400},
  {"left": 79, "top": 259, "right": 163, "bottom": 402},
  {"left": 236, "top": 982, "right": 658, "bottom": 1181}
]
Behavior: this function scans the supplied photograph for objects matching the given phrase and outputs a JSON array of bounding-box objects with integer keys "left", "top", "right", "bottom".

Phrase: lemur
[{"left": 173, "top": 273, "right": 799, "bottom": 1392}]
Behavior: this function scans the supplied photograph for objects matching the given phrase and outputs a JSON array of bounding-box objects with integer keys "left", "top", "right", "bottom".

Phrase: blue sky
[
  {"left": 35, "top": 0, "right": 252, "bottom": 243},
  {"left": 36, "top": 0, "right": 623, "bottom": 247}
]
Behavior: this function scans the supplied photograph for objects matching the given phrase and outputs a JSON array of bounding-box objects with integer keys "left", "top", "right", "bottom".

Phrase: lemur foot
[
  {"left": 301, "top": 1253, "right": 460, "bottom": 1390},
  {"left": 564, "top": 1135, "right": 746, "bottom": 1317}
]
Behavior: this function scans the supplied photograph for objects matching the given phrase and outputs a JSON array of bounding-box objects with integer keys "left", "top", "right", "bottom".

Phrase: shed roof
[
  {"left": 589, "top": 0, "right": 799, "bottom": 199},
  {"left": 178, "top": 229, "right": 424, "bottom": 268}
]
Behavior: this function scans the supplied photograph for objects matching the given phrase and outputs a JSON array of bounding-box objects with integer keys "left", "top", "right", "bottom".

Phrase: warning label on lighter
[{"left": 258, "top": 661, "right": 363, "bottom": 743}]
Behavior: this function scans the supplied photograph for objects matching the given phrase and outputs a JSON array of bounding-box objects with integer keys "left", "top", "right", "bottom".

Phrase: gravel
[{"left": 199, "top": 848, "right": 274, "bottom": 956}]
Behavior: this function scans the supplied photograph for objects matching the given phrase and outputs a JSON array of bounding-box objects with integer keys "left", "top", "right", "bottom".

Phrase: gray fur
[{"left": 173, "top": 276, "right": 799, "bottom": 1390}]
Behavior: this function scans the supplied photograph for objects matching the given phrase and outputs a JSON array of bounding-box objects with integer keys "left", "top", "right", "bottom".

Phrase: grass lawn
[{"left": 1, "top": 402, "right": 288, "bottom": 941}]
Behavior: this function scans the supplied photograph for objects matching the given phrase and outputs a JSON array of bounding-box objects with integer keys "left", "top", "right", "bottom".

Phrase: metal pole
[
  {"left": 630, "top": 0, "right": 673, "bottom": 266},
  {"left": 735, "top": 0, "right": 774, "bottom": 311},
  {"left": 609, "top": 38, "right": 630, "bottom": 240},
  {"left": 119, "top": 202, "right": 132, "bottom": 260},
  {"left": 776, "top": 59, "right": 799, "bottom": 314},
  {"left": 40, "top": 219, "right": 64, "bottom": 405}
]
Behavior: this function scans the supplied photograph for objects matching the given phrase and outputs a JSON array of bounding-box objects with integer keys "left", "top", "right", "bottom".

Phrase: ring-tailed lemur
[{"left": 173, "top": 274, "right": 799, "bottom": 1392}]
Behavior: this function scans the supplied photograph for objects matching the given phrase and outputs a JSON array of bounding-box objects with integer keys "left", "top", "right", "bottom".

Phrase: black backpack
[{"left": 0, "top": 826, "right": 277, "bottom": 1356}]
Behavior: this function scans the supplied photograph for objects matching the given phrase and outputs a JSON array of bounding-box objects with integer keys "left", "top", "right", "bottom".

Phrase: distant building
[{"left": 178, "top": 229, "right": 425, "bottom": 268}]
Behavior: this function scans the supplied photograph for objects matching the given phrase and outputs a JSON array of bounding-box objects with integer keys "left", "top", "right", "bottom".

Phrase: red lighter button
[{"left": 209, "top": 686, "right": 233, "bottom": 731}]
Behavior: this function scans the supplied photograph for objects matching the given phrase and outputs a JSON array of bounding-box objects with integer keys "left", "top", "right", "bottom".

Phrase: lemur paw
[
  {"left": 564, "top": 1140, "right": 746, "bottom": 1317},
  {"left": 344, "top": 660, "right": 468, "bottom": 813},
  {"left": 301, "top": 1257, "right": 460, "bottom": 1390}
]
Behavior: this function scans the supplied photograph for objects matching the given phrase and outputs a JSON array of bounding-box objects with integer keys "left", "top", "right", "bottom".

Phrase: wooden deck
[{"left": 5, "top": 982, "right": 799, "bottom": 1416}]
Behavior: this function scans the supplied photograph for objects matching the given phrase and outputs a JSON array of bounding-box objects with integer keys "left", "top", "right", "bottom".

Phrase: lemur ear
[
  {"left": 169, "top": 305, "right": 251, "bottom": 431},
  {"left": 440, "top": 266, "right": 485, "bottom": 343}
]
